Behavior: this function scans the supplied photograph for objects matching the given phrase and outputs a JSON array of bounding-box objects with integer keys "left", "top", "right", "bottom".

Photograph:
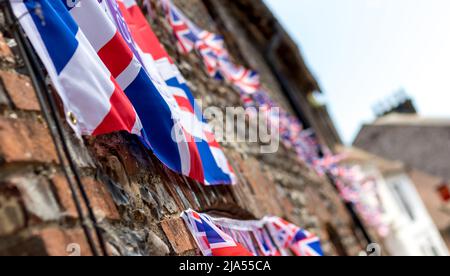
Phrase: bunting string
[{"left": 182, "top": 210, "right": 324, "bottom": 257}]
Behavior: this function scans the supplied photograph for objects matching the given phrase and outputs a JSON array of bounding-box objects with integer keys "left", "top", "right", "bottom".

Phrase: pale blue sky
[{"left": 265, "top": 0, "right": 450, "bottom": 144}]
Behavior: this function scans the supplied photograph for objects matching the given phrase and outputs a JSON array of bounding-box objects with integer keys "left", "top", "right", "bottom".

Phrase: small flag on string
[
  {"left": 182, "top": 210, "right": 254, "bottom": 256},
  {"left": 265, "top": 217, "right": 324, "bottom": 256}
]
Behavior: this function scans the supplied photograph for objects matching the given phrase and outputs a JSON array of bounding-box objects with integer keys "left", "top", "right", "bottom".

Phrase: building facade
[
  {"left": 0, "top": 0, "right": 365, "bottom": 256},
  {"left": 338, "top": 147, "right": 449, "bottom": 256}
]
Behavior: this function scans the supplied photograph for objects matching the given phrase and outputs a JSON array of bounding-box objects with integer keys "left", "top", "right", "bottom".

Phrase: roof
[
  {"left": 336, "top": 146, "right": 405, "bottom": 176},
  {"left": 354, "top": 114, "right": 450, "bottom": 181},
  {"left": 373, "top": 114, "right": 450, "bottom": 127}
]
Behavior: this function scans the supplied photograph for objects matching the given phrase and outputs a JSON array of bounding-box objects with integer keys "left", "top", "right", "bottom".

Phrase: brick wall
[{"left": 0, "top": 1, "right": 363, "bottom": 256}]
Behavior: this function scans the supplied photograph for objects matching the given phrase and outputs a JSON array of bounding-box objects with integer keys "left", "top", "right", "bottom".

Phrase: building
[
  {"left": 338, "top": 147, "right": 449, "bottom": 256},
  {"left": 354, "top": 96, "right": 450, "bottom": 253},
  {"left": 0, "top": 0, "right": 366, "bottom": 256},
  {"left": 354, "top": 113, "right": 450, "bottom": 182}
]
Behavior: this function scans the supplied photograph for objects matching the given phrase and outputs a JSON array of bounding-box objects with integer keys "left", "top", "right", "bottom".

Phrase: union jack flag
[
  {"left": 218, "top": 57, "right": 261, "bottom": 94},
  {"left": 161, "top": 0, "right": 198, "bottom": 54},
  {"left": 114, "top": 0, "right": 237, "bottom": 185},
  {"left": 290, "top": 229, "right": 324, "bottom": 257},
  {"left": 182, "top": 210, "right": 254, "bottom": 256},
  {"left": 194, "top": 33, "right": 225, "bottom": 79},
  {"left": 252, "top": 227, "right": 281, "bottom": 256},
  {"left": 265, "top": 217, "right": 324, "bottom": 256}
]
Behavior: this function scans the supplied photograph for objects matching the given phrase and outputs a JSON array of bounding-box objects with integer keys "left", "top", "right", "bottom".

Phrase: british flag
[
  {"left": 161, "top": 0, "right": 198, "bottom": 54},
  {"left": 218, "top": 57, "right": 261, "bottom": 94},
  {"left": 194, "top": 34, "right": 224, "bottom": 79},
  {"left": 265, "top": 217, "right": 324, "bottom": 256},
  {"left": 114, "top": 0, "right": 237, "bottom": 185},
  {"left": 252, "top": 227, "right": 281, "bottom": 256},
  {"left": 162, "top": 0, "right": 262, "bottom": 94},
  {"left": 182, "top": 210, "right": 254, "bottom": 256},
  {"left": 290, "top": 229, "right": 324, "bottom": 257}
]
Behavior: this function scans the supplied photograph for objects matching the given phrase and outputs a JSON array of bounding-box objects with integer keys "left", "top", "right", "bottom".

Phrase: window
[{"left": 391, "top": 182, "right": 416, "bottom": 221}]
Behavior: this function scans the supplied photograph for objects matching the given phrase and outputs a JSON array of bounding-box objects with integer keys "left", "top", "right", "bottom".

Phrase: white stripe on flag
[{"left": 69, "top": 2, "right": 117, "bottom": 53}]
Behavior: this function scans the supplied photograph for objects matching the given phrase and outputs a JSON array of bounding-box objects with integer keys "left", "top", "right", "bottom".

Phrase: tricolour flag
[{"left": 11, "top": 0, "right": 143, "bottom": 137}]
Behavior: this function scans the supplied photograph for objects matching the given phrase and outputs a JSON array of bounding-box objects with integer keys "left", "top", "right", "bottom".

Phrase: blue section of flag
[
  {"left": 124, "top": 69, "right": 182, "bottom": 173},
  {"left": 26, "top": 0, "right": 79, "bottom": 74},
  {"left": 201, "top": 217, "right": 226, "bottom": 244},
  {"left": 196, "top": 140, "right": 232, "bottom": 185}
]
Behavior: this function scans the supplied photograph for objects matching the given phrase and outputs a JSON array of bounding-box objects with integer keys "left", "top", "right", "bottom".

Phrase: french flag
[
  {"left": 11, "top": 0, "right": 143, "bottom": 138},
  {"left": 109, "top": 0, "right": 237, "bottom": 185}
]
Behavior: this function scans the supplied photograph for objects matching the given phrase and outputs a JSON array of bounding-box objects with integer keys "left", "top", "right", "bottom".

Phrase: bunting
[{"left": 183, "top": 210, "right": 324, "bottom": 257}]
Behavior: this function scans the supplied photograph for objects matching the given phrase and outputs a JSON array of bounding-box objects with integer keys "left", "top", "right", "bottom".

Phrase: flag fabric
[
  {"left": 183, "top": 210, "right": 323, "bottom": 257},
  {"left": 218, "top": 56, "right": 261, "bottom": 94},
  {"left": 252, "top": 227, "right": 281, "bottom": 256},
  {"left": 11, "top": 0, "right": 143, "bottom": 138},
  {"left": 161, "top": 0, "right": 198, "bottom": 54},
  {"left": 112, "top": 0, "right": 237, "bottom": 185},
  {"left": 290, "top": 229, "right": 324, "bottom": 257},
  {"left": 265, "top": 217, "right": 324, "bottom": 256},
  {"left": 63, "top": 0, "right": 207, "bottom": 184},
  {"left": 182, "top": 210, "right": 254, "bottom": 256},
  {"left": 162, "top": 0, "right": 261, "bottom": 94}
]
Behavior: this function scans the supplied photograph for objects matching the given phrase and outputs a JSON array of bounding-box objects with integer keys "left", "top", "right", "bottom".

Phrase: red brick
[
  {"left": 0, "top": 116, "right": 58, "bottom": 164},
  {"left": 0, "top": 33, "right": 14, "bottom": 64},
  {"left": 161, "top": 217, "right": 197, "bottom": 254},
  {"left": 51, "top": 174, "right": 79, "bottom": 219},
  {"left": 51, "top": 175, "right": 120, "bottom": 221},
  {"left": 0, "top": 70, "right": 40, "bottom": 111},
  {"left": 32, "top": 227, "right": 93, "bottom": 256}
]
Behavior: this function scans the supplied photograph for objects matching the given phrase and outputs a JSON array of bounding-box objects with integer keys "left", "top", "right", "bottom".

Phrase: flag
[
  {"left": 290, "top": 229, "right": 324, "bottom": 257},
  {"left": 12, "top": 0, "right": 143, "bottom": 138},
  {"left": 218, "top": 56, "right": 261, "bottom": 94},
  {"left": 194, "top": 31, "right": 226, "bottom": 79},
  {"left": 62, "top": 0, "right": 213, "bottom": 185},
  {"left": 113, "top": 0, "right": 236, "bottom": 185},
  {"left": 265, "top": 217, "right": 324, "bottom": 256},
  {"left": 252, "top": 227, "right": 281, "bottom": 256},
  {"left": 161, "top": 0, "right": 198, "bottom": 53},
  {"left": 182, "top": 210, "right": 254, "bottom": 256}
]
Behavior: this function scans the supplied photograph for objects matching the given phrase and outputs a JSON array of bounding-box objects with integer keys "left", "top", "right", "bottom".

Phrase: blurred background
[{"left": 266, "top": 0, "right": 450, "bottom": 256}]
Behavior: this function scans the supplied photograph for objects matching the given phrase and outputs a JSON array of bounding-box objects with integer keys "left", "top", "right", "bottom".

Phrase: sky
[{"left": 265, "top": 0, "right": 450, "bottom": 144}]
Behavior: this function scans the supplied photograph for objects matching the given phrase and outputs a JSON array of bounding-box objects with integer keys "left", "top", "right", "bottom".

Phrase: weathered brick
[
  {"left": 0, "top": 116, "right": 58, "bottom": 164},
  {"left": 12, "top": 176, "right": 61, "bottom": 222},
  {"left": 0, "top": 71, "right": 40, "bottom": 111},
  {"left": 51, "top": 175, "right": 78, "bottom": 219},
  {"left": 52, "top": 175, "right": 120, "bottom": 221},
  {"left": 0, "top": 227, "right": 94, "bottom": 256},
  {"left": 0, "top": 193, "right": 25, "bottom": 236},
  {"left": 33, "top": 227, "right": 93, "bottom": 256},
  {"left": 0, "top": 33, "right": 14, "bottom": 65},
  {"left": 161, "top": 218, "right": 197, "bottom": 254}
]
